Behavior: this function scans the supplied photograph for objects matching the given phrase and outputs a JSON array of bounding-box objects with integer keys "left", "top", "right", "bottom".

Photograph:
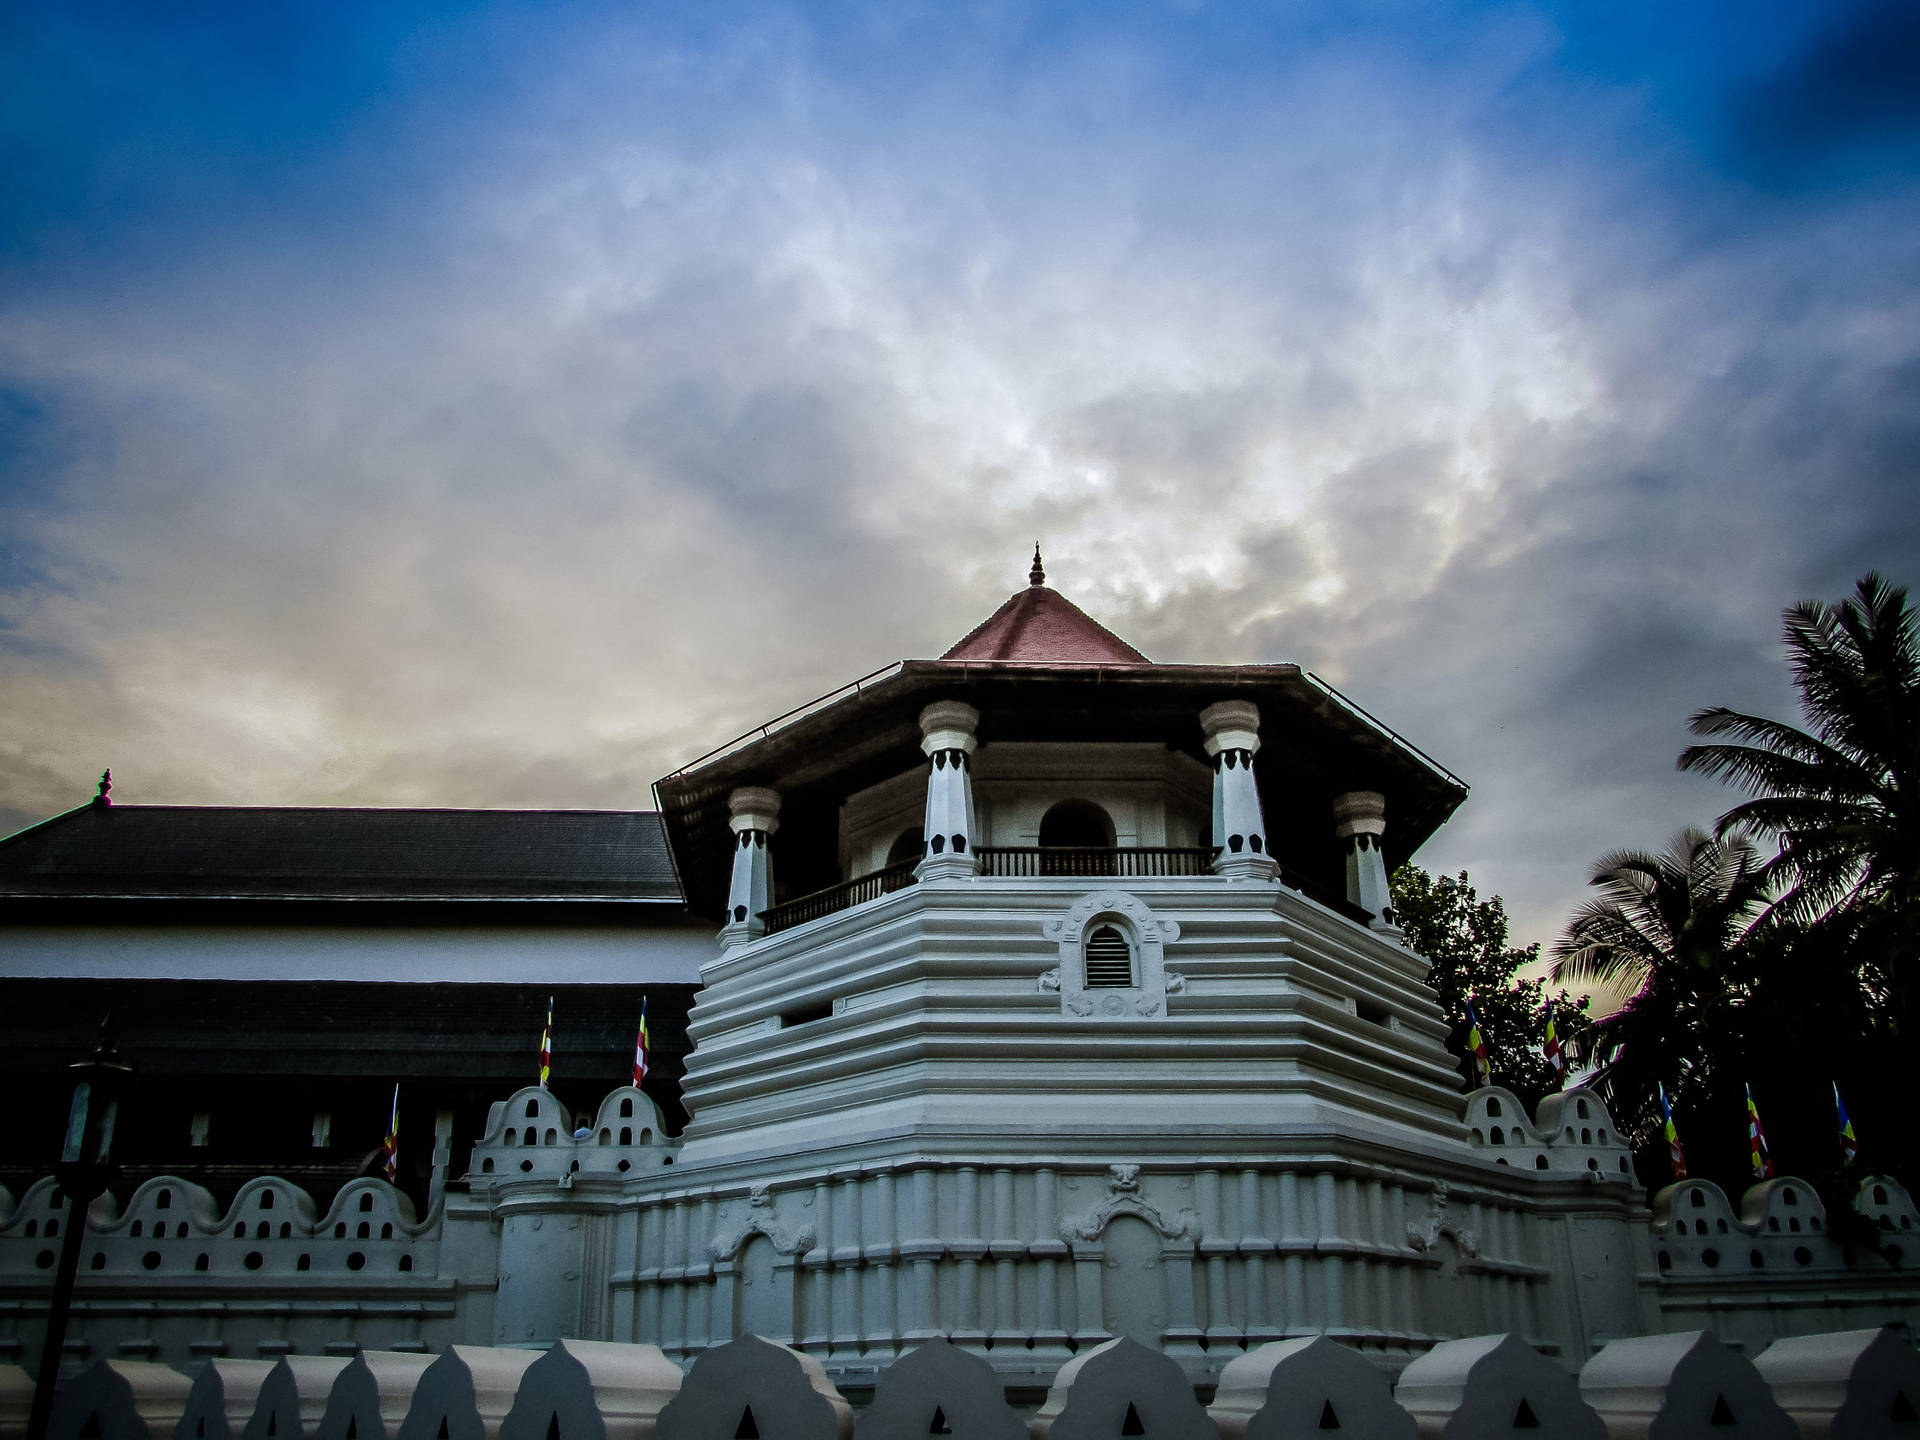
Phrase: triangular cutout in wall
[
  {"left": 929, "top": 1405, "right": 952, "bottom": 1435},
  {"left": 267, "top": 1416, "right": 277, "bottom": 1436},
  {"left": 1319, "top": 1398, "right": 1341, "bottom": 1430},
  {"left": 1512, "top": 1397, "right": 1541, "bottom": 1429},
  {"left": 346, "top": 1419, "right": 357, "bottom": 1439},
  {"left": 1121, "top": 1401, "right": 1146, "bottom": 1436},
  {"left": 1710, "top": 1394, "right": 1737, "bottom": 1427},
  {"left": 735, "top": 1407, "right": 760, "bottom": 1440},
  {"left": 1892, "top": 1390, "right": 1916, "bottom": 1423},
  {"left": 436, "top": 1417, "right": 450, "bottom": 1440},
  {"left": 546, "top": 1414, "right": 561, "bottom": 1440},
  {"left": 78, "top": 1415, "right": 102, "bottom": 1439}
]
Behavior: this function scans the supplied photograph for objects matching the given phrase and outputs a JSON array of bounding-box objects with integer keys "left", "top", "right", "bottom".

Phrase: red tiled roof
[{"left": 940, "top": 584, "right": 1151, "bottom": 665}]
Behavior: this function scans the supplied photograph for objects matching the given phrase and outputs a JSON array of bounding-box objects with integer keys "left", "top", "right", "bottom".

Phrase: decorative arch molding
[
  {"left": 1039, "top": 891, "right": 1184, "bottom": 1018},
  {"left": 1060, "top": 1164, "right": 1200, "bottom": 1247},
  {"left": 709, "top": 1183, "right": 817, "bottom": 1261}
]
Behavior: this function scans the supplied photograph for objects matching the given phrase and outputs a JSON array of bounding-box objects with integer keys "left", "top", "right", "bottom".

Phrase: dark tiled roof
[
  {"left": 940, "top": 584, "right": 1151, "bottom": 665},
  {"left": 0, "top": 805, "right": 683, "bottom": 901}
]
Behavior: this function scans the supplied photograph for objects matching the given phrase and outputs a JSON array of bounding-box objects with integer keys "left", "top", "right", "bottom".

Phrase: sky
[{"left": 3, "top": 0, "right": 1918, "bottom": 948}]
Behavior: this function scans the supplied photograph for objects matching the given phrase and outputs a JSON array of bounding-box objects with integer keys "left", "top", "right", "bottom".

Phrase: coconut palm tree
[
  {"left": 1553, "top": 827, "right": 1771, "bottom": 993},
  {"left": 1678, "top": 573, "right": 1918, "bottom": 1048},
  {"left": 1551, "top": 829, "right": 1773, "bottom": 1181},
  {"left": 1678, "top": 573, "right": 1919, "bottom": 925}
]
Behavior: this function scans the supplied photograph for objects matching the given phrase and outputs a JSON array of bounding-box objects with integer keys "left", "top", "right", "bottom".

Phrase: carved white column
[
  {"left": 1201, "top": 700, "right": 1277, "bottom": 880},
  {"left": 917, "top": 700, "right": 980, "bottom": 880},
  {"left": 1333, "top": 789, "right": 1399, "bottom": 933},
  {"left": 719, "top": 785, "right": 780, "bottom": 948}
]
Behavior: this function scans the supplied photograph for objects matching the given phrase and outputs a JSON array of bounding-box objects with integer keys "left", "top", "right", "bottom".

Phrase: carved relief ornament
[{"left": 709, "top": 1182, "right": 818, "bottom": 1260}]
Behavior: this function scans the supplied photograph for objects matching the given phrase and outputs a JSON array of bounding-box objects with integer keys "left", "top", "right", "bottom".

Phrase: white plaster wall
[{"left": 0, "top": 923, "right": 710, "bottom": 984}]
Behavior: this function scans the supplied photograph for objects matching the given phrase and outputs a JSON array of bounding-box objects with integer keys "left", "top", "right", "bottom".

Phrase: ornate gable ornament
[
  {"left": 1060, "top": 1164, "right": 1200, "bottom": 1245},
  {"left": 709, "top": 1183, "right": 817, "bottom": 1261},
  {"left": 1039, "top": 890, "right": 1184, "bottom": 1018}
]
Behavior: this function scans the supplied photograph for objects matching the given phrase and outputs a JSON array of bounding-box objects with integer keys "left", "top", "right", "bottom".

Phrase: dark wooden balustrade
[
  {"left": 761, "top": 859, "right": 917, "bottom": 935},
  {"left": 975, "top": 846, "right": 1218, "bottom": 878},
  {"left": 761, "top": 846, "right": 1378, "bottom": 935}
]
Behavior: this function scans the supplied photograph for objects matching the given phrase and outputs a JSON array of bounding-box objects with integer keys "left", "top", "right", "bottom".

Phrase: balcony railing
[
  {"left": 761, "top": 859, "right": 917, "bottom": 935},
  {"left": 759, "top": 846, "right": 1377, "bottom": 936},
  {"left": 975, "top": 846, "right": 1218, "bottom": 878}
]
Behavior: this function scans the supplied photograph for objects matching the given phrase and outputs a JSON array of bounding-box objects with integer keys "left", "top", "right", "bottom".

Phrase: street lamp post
[{"left": 25, "top": 1020, "right": 132, "bottom": 1440}]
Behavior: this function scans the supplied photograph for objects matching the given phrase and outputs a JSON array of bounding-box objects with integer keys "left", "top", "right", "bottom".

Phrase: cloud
[{"left": 1, "top": 3, "right": 1917, "bottom": 947}]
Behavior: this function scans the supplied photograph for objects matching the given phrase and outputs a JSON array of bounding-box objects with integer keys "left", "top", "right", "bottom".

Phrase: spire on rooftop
[{"left": 939, "top": 553, "right": 1150, "bottom": 665}]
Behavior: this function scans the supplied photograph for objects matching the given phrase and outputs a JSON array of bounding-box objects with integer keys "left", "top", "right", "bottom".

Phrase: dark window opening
[
  {"left": 886, "top": 827, "right": 925, "bottom": 868},
  {"left": 1039, "top": 800, "right": 1116, "bottom": 873}
]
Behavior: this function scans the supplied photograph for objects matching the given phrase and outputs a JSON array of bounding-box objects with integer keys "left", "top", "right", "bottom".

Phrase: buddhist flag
[
  {"left": 380, "top": 1084, "right": 399, "bottom": 1184},
  {"left": 1464, "top": 1000, "right": 1492, "bottom": 1086},
  {"left": 1541, "top": 1000, "right": 1566, "bottom": 1084},
  {"left": 1658, "top": 1082, "right": 1687, "bottom": 1181},
  {"left": 538, "top": 996, "right": 553, "bottom": 1090},
  {"left": 1746, "top": 1083, "right": 1774, "bottom": 1181},
  {"left": 633, "top": 1000, "right": 651, "bottom": 1088},
  {"left": 1835, "top": 1082, "right": 1859, "bottom": 1166}
]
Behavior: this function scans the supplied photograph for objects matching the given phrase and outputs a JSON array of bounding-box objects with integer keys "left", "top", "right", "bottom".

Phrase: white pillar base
[
  {"left": 916, "top": 853, "right": 980, "bottom": 882},
  {"left": 1213, "top": 853, "right": 1279, "bottom": 882}
]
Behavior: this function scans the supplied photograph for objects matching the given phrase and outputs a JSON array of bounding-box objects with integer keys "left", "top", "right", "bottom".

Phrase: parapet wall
[
  {"left": 3, "top": 1082, "right": 1918, "bottom": 1379},
  {"left": 18, "top": 1325, "right": 1920, "bottom": 1439}
]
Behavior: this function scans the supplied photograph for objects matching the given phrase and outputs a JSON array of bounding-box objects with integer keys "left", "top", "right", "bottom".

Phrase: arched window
[
  {"left": 1040, "top": 801, "right": 1116, "bottom": 875},
  {"left": 886, "top": 827, "right": 925, "bottom": 868},
  {"left": 1485, "top": 1098, "right": 1503, "bottom": 1118},
  {"left": 1083, "top": 924, "right": 1135, "bottom": 988},
  {"left": 619, "top": 1098, "right": 633, "bottom": 1118}
]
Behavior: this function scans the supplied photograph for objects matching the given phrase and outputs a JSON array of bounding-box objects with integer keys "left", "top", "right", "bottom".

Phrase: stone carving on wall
[
  {"left": 1406, "top": 1181, "right": 1480, "bottom": 1257},
  {"left": 1040, "top": 891, "right": 1182, "bottom": 1020},
  {"left": 1060, "top": 1165, "right": 1200, "bottom": 1245},
  {"left": 709, "top": 1183, "right": 818, "bottom": 1261}
]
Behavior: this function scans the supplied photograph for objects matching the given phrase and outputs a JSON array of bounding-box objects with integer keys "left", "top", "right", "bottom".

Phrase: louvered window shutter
[{"left": 1084, "top": 925, "right": 1134, "bottom": 988}]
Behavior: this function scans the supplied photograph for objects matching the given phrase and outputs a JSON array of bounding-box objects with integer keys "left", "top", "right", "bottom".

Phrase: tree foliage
[
  {"left": 1679, "top": 572, "right": 1919, "bottom": 1046},
  {"left": 1545, "top": 575, "right": 1918, "bottom": 1202},
  {"left": 1391, "top": 866, "right": 1590, "bottom": 1110}
]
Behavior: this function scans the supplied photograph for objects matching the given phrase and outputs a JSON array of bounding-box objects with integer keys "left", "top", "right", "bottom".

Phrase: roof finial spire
[
  {"left": 94, "top": 768, "right": 112, "bottom": 808},
  {"left": 1029, "top": 543, "right": 1045, "bottom": 587}
]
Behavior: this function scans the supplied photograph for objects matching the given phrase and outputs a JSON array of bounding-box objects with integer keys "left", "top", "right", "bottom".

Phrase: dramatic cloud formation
[{"left": 3, "top": 1, "right": 1917, "bottom": 943}]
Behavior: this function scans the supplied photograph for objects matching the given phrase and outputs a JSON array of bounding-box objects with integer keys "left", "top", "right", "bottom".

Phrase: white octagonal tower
[{"left": 641, "top": 556, "right": 1654, "bottom": 1385}]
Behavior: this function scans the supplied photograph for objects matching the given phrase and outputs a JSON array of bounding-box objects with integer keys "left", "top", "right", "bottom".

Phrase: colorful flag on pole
[
  {"left": 1464, "top": 1000, "right": 1491, "bottom": 1086},
  {"left": 1835, "top": 1082, "right": 1858, "bottom": 1166},
  {"left": 538, "top": 997, "right": 553, "bottom": 1090},
  {"left": 633, "top": 1000, "right": 651, "bottom": 1088},
  {"left": 1746, "top": 1083, "right": 1774, "bottom": 1181},
  {"left": 1658, "top": 1082, "right": 1687, "bottom": 1181},
  {"left": 380, "top": 1084, "right": 399, "bottom": 1184},
  {"left": 1541, "top": 999, "right": 1566, "bottom": 1084}
]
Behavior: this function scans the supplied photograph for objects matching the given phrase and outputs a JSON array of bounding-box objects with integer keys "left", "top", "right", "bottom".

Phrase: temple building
[{"left": 1, "top": 552, "right": 1915, "bottom": 1395}]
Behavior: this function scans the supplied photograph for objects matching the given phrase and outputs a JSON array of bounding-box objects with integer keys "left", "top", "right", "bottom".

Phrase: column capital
[
  {"left": 728, "top": 786, "right": 781, "bottom": 835},
  {"left": 1199, "top": 700, "right": 1262, "bottom": 758},
  {"left": 919, "top": 700, "right": 981, "bottom": 757},
  {"left": 1331, "top": 790, "right": 1386, "bottom": 839}
]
